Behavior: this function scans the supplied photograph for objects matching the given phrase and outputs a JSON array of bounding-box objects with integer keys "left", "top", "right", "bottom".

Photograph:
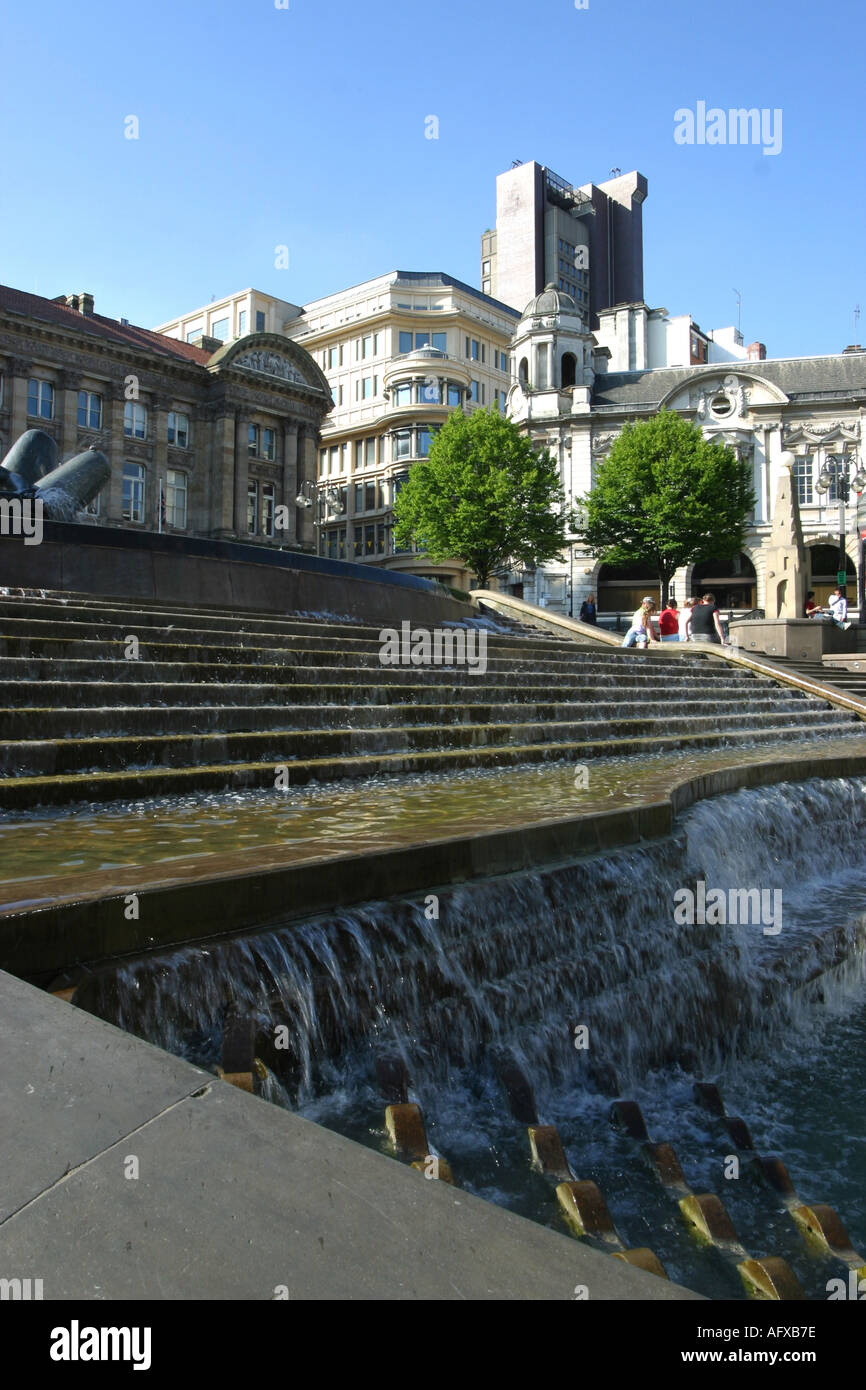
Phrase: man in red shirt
[{"left": 659, "top": 597, "right": 680, "bottom": 642}]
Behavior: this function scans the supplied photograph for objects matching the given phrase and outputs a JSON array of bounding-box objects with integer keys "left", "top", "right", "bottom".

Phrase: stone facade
[
  {"left": 0, "top": 286, "right": 331, "bottom": 546},
  {"left": 506, "top": 285, "right": 866, "bottom": 616}
]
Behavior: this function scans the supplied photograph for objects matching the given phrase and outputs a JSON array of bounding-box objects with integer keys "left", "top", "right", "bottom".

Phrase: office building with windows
[
  {"left": 282, "top": 271, "right": 520, "bottom": 586},
  {"left": 0, "top": 284, "right": 330, "bottom": 545},
  {"left": 480, "top": 162, "right": 648, "bottom": 328}
]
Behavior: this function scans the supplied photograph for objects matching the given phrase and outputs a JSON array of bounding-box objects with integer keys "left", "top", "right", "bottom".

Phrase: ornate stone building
[
  {"left": 506, "top": 284, "right": 866, "bottom": 615},
  {"left": 0, "top": 285, "right": 332, "bottom": 546}
]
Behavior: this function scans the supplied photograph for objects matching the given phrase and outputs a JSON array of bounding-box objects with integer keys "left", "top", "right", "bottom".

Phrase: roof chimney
[
  {"left": 66, "top": 294, "right": 80, "bottom": 312},
  {"left": 747, "top": 341, "right": 766, "bottom": 361},
  {"left": 79, "top": 292, "right": 94, "bottom": 316}
]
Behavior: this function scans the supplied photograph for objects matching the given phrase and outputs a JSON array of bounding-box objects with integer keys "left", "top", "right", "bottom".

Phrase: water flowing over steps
[{"left": 0, "top": 590, "right": 863, "bottom": 809}]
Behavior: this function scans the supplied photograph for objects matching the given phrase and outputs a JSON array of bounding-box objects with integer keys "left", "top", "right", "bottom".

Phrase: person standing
[
  {"left": 678, "top": 597, "right": 695, "bottom": 642},
  {"left": 689, "top": 592, "right": 726, "bottom": 645},
  {"left": 659, "top": 597, "right": 680, "bottom": 642},
  {"left": 579, "top": 593, "right": 597, "bottom": 624},
  {"left": 622, "top": 597, "right": 659, "bottom": 648}
]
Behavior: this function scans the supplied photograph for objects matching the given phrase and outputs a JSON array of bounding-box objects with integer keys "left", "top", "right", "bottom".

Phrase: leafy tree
[
  {"left": 578, "top": 409, "right": 755, "bottom": 606},
  {"left": 392, "top": 408, "right": 572, "bottom": 588}
]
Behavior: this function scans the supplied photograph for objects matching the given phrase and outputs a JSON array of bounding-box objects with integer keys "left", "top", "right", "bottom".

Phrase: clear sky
[{"left": 1, "top": 0, "right": 863, "bottom": 358}]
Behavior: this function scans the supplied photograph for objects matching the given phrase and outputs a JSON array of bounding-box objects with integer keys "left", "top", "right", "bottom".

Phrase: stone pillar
[
  {"left": 280, "top": 420, "right": 299, "bottom": 541},
  {"left": 106, "top": 383, "right": 126, "bottom": 522},
  {"left": 149, "top": 397, "right": 168, "bottom": 530},
  {"left": 57, "top": 370, "right": 79, "bottom": 461},
  {"left": 9, "top": 359, "right": 32, "bottom": 442},
  {"left": 296, "top": 425, "right": 318, "bottom": 548},
  {"left": 233, "top": 409, "right": 248, "bottom": 538},
  {"left": 209, "top": 409, "right": 237, "bottom": 538}
]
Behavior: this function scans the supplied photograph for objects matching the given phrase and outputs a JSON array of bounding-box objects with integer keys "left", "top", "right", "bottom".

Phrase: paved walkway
[{"left": 0, "top": 970, "right": 701, "bottom": 1300}]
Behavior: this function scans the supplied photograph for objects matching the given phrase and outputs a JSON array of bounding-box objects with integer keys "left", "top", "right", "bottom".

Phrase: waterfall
[{"left": 76, "top": 776, "right": 866, "bottom": 1098}]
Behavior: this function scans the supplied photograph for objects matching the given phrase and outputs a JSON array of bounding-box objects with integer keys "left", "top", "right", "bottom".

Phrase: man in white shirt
[{"left": 828, "top": 588, "right": 850, "bottom": 629}]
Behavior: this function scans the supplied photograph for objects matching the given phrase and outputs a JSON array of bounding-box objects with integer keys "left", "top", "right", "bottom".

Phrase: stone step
[
  {"left": 1, "top": 719, "right": 862, "bottom": 810},
  {"left": 0, "top": 656, "right": 762, "bottom": 688},
  {"left": 0, "top": 631, "right": 739, "bottom": 675},
  {"left": 0, "top": 612, "right": 599, "bottom": 661},
  {"left": 0, "top": 677, "right": 806, "bottom": 710},
  {"left": 0, "top": 707, "right": 857, "bottom": 778},
  {"left": 0, "top": 693, "right": 827, "bottom": 739}
]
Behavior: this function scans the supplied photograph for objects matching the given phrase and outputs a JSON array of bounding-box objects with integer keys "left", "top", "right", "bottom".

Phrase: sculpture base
[{"left": 728, "top": 618, "right": 857, "bottom": 660}]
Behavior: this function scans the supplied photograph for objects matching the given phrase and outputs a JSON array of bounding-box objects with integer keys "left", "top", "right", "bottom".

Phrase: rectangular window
[
  {"left": 256, "top": 310, "right": 265, "bottom": 332},
  {"left": 394, "top": 429, "right": 412, "bottom": 460},
  {"left": 248, "top": 425, "right": 259, "bottom": 457},
  {"left": 364, "top": 480, "right": 377, "bottom": 512},
  {"left": 186, "top": 325, "right": 204, "bottom": 343},
  {"left": 329, "top": 445, "right": 339, "bottom": 474},
  {"left": 122, "top": 462, "right": 145, "bottom": 522},
  {"left": 28, "top": 379, "right": 54, "bottom": 420},
  {"left": 261, "top": 482, "right": 275, "bottom": 537},
  {"left": 417, "top": 427, "right": 433, "bottom": 457},
  {"left": 362, "top": 376, "right": 375, "bottom": 399},
  {"left": 365, "top": 437, "right": 376, "bottom": 467},
  {"left": 123, "top": 401, "right": 147, "bottom": 439},
  {"left": 394, "top": 383, "right": 412, "bottom": 406},
  {"left": 431, "top": 332, "right": 446, "bottom": 352},
  {"left": 77, "top": 390, "right": 103, "bottom": 429},
  {"left": 418, "top": 379, "right": 440, "bottom": 404},
  {"left": 238, "top": 309, "right": 247, "bottom": 336},
  {"left": 319, "top": 448, "right": 328, "bottom": 476},
  {"left": 211, "top": 317, "right": 230, "bottom": 341},
  {"left": 354, "top": 440, "right": 363, "bottom": 470},
  {"left": 353, "top": 525, "right": 363, "bottom": 557},
  {"left": 470, "top": 380, "right": 480, "bottom": 403},
  {"left": 167, "top": 411, "right": 189, "bottom": 447},
  {"left": 362, "top": 335, "right": 373, "bottom": 359},
  {"left": 263, "top": 428, "right": 276, "bottom": 461},
  {"left": 166, "top": 469, "right": 188, "bottom": 528},
  {"left": 470, "top": 340, "right": 480, "bottom": 361},
  {"left": 399, "top": 331, "right": 412, "bottom": 354},
  {"left": 364, "top": 524, "right": 376, "bottom": 556},
  {"left": 376, "top": 523, "right": 385, "bottom": 555},
  {"left": 247, "top": 481, "right": 258, "bottom": 534},
  {"left": 447, "top": 383, "right": 462, "bottom": 407},
  {"left": 354, "top": 482, "right": 364, "bottom": 513}
]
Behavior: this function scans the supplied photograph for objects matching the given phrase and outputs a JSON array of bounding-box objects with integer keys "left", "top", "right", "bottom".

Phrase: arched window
[
  {"left": 519, "top": 357, "right": 528, "bottom": 386},
  {"left": 561, "top": 353, "right": 577, "bottom": 388}
]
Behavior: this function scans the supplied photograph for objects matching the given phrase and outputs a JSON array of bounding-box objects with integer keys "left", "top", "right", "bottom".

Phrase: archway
[
  {"left": 519, "top": 357, "right": 529, "bottom": 388},
  {"left": 807, "top": 543, "right": 856, "bottom": 606},
  {"left": 597, "top": 560, "right": 659, "bottom": 614},
  {"left": 561, "top": 353, "right": 577, "bottom": 388},
  {"left": 690, "top": 553, "right": 757, "bottom": 610}
]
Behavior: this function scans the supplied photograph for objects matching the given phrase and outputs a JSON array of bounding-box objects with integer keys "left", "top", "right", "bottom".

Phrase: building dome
[{"left": 520, "top": 282, "right": 578, "bottom": 322}]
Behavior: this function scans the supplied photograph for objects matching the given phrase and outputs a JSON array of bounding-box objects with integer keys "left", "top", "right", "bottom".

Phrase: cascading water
[{"left": 74, "top": 775, "right": 866, "bottom": 1300}]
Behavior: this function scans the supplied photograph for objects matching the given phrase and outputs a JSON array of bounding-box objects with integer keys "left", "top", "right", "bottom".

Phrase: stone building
[
  {"left": 0, "top": 284, "right": 331, "bottom": 546},
  {"left": 506, "top": 284, "right": 866, "bottom": 616}
]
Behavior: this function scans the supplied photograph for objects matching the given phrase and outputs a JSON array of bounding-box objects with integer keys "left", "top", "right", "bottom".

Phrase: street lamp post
[
  {"left": 814, "top": 450, "right": 866, "bottom": 604},
  {"left": 295, "top": 479, "right": 346, "bottom": 554}
]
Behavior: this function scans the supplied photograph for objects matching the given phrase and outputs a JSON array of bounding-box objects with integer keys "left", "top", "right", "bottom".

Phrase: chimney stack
[
  {"left": 79, "top": 292, "right": 94, "bottom": 316},
  {"left": 66, "top": 294, "right": 80, "bottom": 312}
]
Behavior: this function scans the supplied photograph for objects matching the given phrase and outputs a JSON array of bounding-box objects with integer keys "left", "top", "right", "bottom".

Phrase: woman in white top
[
  {"left": 622, "top": 598, "right": 659, "bottom": 648},
  {"left": 678, "top": 597, "right": 694, "bottom": 642}
]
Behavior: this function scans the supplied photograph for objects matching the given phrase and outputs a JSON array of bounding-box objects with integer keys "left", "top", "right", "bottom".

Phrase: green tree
[
  {"left": 392, "top": 408, "right": 572, "bottom": 588},
  {"left": 578, "top": 409, "right": 755, "bottom": 606}
]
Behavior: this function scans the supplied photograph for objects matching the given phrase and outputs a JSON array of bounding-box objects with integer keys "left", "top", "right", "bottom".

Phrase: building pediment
[
  {"left": 207, "top": 333, "right": 331, "bottom": 400},
  {"left": 661, "top": 369, "right": 789, "bottom": 417}
]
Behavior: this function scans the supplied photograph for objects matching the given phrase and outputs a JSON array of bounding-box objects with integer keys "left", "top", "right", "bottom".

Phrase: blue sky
[{"left": 1, "top": 0, "right": 863, "bottom": 358}]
